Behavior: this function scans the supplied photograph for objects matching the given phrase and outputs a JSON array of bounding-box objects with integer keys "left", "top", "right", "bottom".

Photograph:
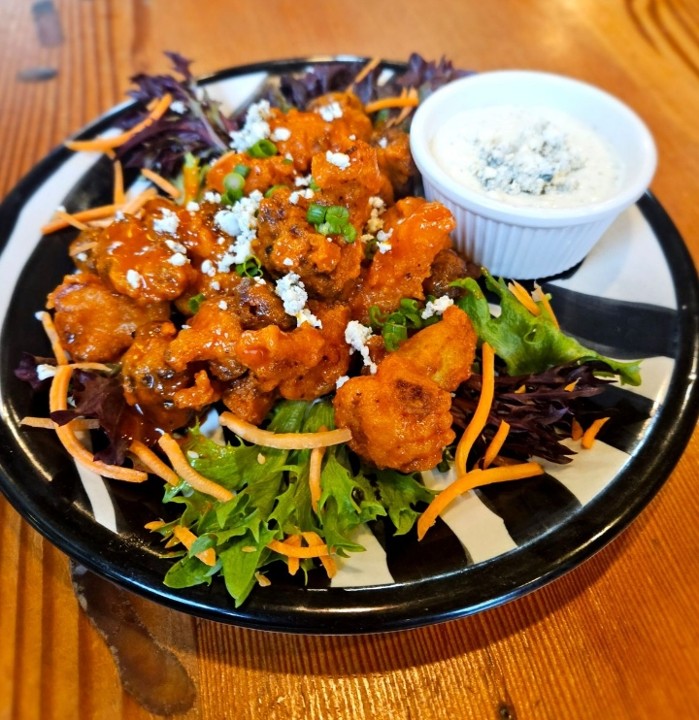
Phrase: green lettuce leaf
[
  {"left": 318, "top": 449, "right": 387, "bottom": 554},
  {"left": 455, "top": 270, "right": 641, "bottom": 385},
  {"left": 374, "top": 469, "right": 435, "bottom": 536}
]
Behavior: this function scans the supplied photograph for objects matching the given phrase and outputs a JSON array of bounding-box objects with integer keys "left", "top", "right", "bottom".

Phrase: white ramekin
[{"left": 409, "top": 71, "right": 657, "bottom": 280}]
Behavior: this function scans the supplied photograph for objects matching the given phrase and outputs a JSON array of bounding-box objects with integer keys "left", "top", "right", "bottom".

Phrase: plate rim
[{"left": 0, "top": 57, "right": 697, "bottom": 634}]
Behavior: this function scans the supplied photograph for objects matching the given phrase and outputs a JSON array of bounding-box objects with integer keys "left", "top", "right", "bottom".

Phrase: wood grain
[{"left": 0, "top": 1, "right": 697, "bottom": 719}]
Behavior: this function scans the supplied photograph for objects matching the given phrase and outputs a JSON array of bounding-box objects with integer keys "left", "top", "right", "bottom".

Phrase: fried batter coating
[
  {"left": 259, "top": 93, "right": 373, "bottom": 173},
  {"left": 165, "top": 298, "right": 246, "bottom": 382},
  {"left": 222, "top": 373, "right": 277, "bottom": 426},
  {"left": 206, "top": 152, "right": 297, "bottom": 196},
  {"left": 89, "top": 204, "right": 197, "bottom": 304},
  {"left": 226, "top": 277, "right": 295, "bottom": 331},
  {"left": 423, "top": 248, "right": 481, "bottom": 299},
  {"left": 253, "top": 189, "right": 363, "bottom": 300},
  {"left": 310, "top": 140, "right": 391, "bottom": 230},
  {"left": 373, "top": 127, "right": 416, "bottom": 197},
  {"left": 276, "top": 303, "right": 352, "bottom": 400},
  {"left": 234, "top": 323, "right": 326, "bottom": 393},
  {"left": 333, "top": 354, "right": 455, "bottom": 473},
  {"left": 120, "top": 322, "right": 194, "bottom": 431},
  {"left": 393, "top": 306, "right": 477, "bottom": 392},
  {"left": 350, "top": 196, "right": 455, "bottom": 321},
  {"left": 47, "top": 272, "right": 169, "bottom": 362}
]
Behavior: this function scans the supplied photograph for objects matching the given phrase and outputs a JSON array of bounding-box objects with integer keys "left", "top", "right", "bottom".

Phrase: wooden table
[{"left": 1, "top": 1, "right": 697, "bottom": 718}]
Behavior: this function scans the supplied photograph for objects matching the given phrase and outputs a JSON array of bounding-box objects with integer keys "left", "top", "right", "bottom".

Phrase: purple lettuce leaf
[{"left": 451, "top": 362, "right": 614, "bottom": 465}]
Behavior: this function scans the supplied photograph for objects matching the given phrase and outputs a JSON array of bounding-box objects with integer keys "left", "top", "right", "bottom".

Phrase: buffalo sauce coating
[
  {"left": 333, "top": 306, "right": 477, "bottom": 472},
  {"left": 49, "top": 90, "right": 481, "bottom": 471}
]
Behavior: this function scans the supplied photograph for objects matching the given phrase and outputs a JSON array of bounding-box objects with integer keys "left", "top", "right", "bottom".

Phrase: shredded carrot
[
  {"left": 267, "top": 538, "right": 333, "bottom": 559},
  {"left": 564, "top": 379, "right": 579, "bottom": 392},
  {"left": 68, "top": 239, "right": 97, "bottom": 258},
  {"left": 417, "top": 462, "right": 544, "bottom": 540},
  {"left": 65, "top": 93, "right": 173, "bottom": 153},
  {"left": 308, "top": 427, "right": 326, "bottom": 513},
  {"left": 514, "top": 384, "right": 527, "bottom": 394},
  {"left": 508, "top": 280, "right": 540, "bottom": 316},
  {"left": 53, "top": 210, "right": 90, "bottom": 232},
  {"left": 387, "top": 87, "right": 419, "bottom": 127},
  {"left": 581, "top": 417, "right": 610, "bottom": 449},
  {"left": 36, "top": 310, "right": 69, "bottom": 365},
  {"left": 129, "top": 439, "right": 180, "bottom": 487},
  {"left": 302, "top": 531, "right": 337, "bottom": 578},
  {"left": 144, "top": 520, "right": 166, "bottom": 531},
  {"left": 182, "top": 161, "right": 200, "bottom": 205},
  {"left": 121, "top": 187, "right": 158, "bottom": 215},
  {"left": 157, "top": 433, "right": 234, "bottom": 502},
  {"left": 172, "top": 525, "right": 217, "bottom": 567},
  {"left": 454, "top": 342, "right": 495, "bottom": 474},
  {"left": 48, "top": 365, "right": 148, "bottom": 482},
  {"left": 42, "top": 204, "right": 121, "bottom": 235},
  {"left": 284, "top": 535, "right": 302, "bottom": 576},
  {"left": 571, "top": 418, "right": 584, "bottom": 441},
  {"left": 532, "top": 282, "right": 560, "bottom": 328},
  {"left": 20, "top": 416, "right": 100, "bottom": 431},
  {"left": 482, "top": 420, "right": 511, "bottom": 469},
  {"left": 364, "top": 94, "right": 419, "bottom": 114},
  {"left": 113, "top": 159, "right": 125, "bottom": 205},
  {"left": 141, "top": 167, "right": 181, "bottom": 199},
  {"left": 219, "top": 412, "right": 352, "bottom": 449},
  {"left": 349, "top": 57, "right": 381, "bottom": 88}
]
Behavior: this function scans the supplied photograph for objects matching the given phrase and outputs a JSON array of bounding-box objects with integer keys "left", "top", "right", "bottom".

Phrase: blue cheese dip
[{"left": 431, "top": 105, "right": 622, "bottom": 208}]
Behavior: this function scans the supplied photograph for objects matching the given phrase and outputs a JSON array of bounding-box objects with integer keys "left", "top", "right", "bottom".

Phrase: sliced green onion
[
  {"left": 234, "top": 163, "right": 250, "bottom": 178},
  {"left": 306, "top": 203, "right": 327, "bottom": 225},
  {"left": 342, "top": 224, "right": 357, "bottom": 243},
  {"left": 382, "top": 322, "right": 408, "bottom": 351},
  {"left": 325, "top": 205, "right": 349, "bottom": 223},
  {"left": 223, "top": 172, "right": 246, "bottom": 193},
  {"left": 317, "top": 221, "right": 335, "bottom": 236},
  {"left": 187, "top": 293, "right": 206, "bottom": 314},
  {"left": 247, "top": 138, "right": 278, "bottom": 158},
  {"left": 369, "top": 305, "right": 386, "bottom": 328},
  {"left": 235, "top": 256, "right": 263, "bottom": 278}
]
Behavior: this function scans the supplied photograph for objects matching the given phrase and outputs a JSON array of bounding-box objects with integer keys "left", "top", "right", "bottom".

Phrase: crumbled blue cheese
[
  {"left": 326, "top": 150, "right": 351, "bottom": 170},
  {"left": 165, "top": 239, "right": 187, "bottom": 254},
  {"left": 345, "top": 320, "right": 377, "bottom": 374},
  {"left": 170, "top": 100, "right": 187, "bottom": 114},
  {"left": 376, "top": 229, "right": 393, "bottom": 254},
  {"left": 229, "top": 100, "right": 271, "bottom": 152},
  {"left": 317, "top": 101, "right": 343, "bottom": 122},
  {"left": 126, "top": 269, "right": 144, "bottom": 289},
  {"left": 152, "top": 208, "right": 180, "bottom": 235},
  {"left": 203, "top": 191, "right": 222, "bottom": 204},
  {"left": 271, "top": 127, "right": 291, "bottom": 142},
  {"left": 274, "top": 273, "right": 322, "bottom": 328},
  {"left": 218, "top": 300, "right": 228, "bottom": 311},
  {"left": 294, "top": 175, "right": 312, "bottom": 187},
  {"left": 421, "top": 295, "right": 454, "bottom": 319},
  {"left": 364, "top": 196, "right": 386, "bottom": 236},
  {"left": 186, "top": 201, "right": 200, "bottom": 213},
  {"left": 200, "top": 259, "right": 215, "bottom": 277},
  {"left": 214, "top": 190, "right": 263, "bottom": 269},
  {"left": 288, "top": 188, "right": 314, "bottom": 205},
  {"left": 335, "top": 375, "right": 350, "bottom": 389},
  {"left": 167, "top": 252, "right": 188, "bottom": 267}
]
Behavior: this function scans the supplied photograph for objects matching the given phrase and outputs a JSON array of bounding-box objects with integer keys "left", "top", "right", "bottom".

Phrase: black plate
[{"left": 0, "top": 58, "right": 697, "bottom": 634}]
